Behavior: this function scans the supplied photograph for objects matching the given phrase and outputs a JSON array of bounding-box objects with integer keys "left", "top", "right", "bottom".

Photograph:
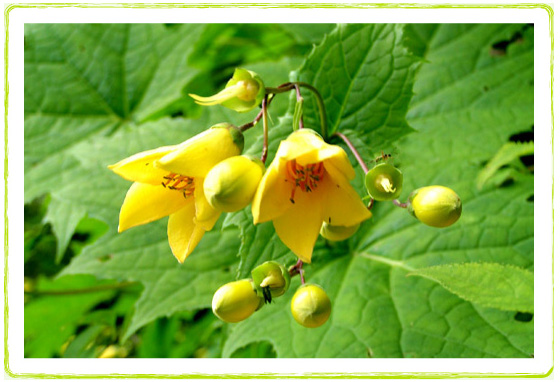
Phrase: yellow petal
[
  {"left": 322, "top": 168, "right": 372, "bottom": 226},
  {"left": 155, "top": 127, "right": 242, "bottom": 178},
  {"left": 118, "top": 182, "right": 190, "bottom": 232},
  {"left": 322, "top": 148, "right": 355, "bottom": 181},
  {"left": 194, "top": 179, "right": 222, "bottom": 230},
  {"left": 278, "top": 130, "right": 355, "bottom": 179},
  {"left": 272, "top": 189, "right": 324, "bottom": 263},
  {"left": 167, "top": 201, "right": 207, "bottom": 263},
  {"left": 108, "top": 145, "right": 177, "bottom": 185},
  {"left": 189, "top": 82, "right": 245, "bottom": 106},
  {"left": 252, "top": 158, "right": 292, "bottom": 223}
]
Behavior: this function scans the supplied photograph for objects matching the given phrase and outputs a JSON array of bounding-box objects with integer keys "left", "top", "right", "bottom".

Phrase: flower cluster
[{"left": 109, "top": 68, "right": 462, "bottom": 327}]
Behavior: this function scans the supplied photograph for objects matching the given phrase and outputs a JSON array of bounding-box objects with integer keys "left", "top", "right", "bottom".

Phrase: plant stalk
[
  {"left": 261, "top": 98, "right": 269, "bottom": 163},
  {"left": 333, "top": 132, "right": 370, "bottom": 175}
]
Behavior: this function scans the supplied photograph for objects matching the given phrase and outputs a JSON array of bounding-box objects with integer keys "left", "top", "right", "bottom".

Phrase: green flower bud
[
  {"left": 189, "top": 68, "right": 265, "bottom": 113},
  {"left": 320, "top": 222, "right": 360, "bottom": 241},
  {"left": 251, "top": 261, "right": 291, "bottom": 302},
  {"left": 291, "top": 284, "right": 331, "bottom": 328},
  {"left": 204, "top": 155, "right": 264, "bottom": 212},
  {"left": 408, "top": 185, "right": 462, "bottom": 228},
  {"left": 212, "top": 279, "right": 262, "bottom": 323},
  {"left": 365, "top": 163, "right": 403, "bottom": 201}
]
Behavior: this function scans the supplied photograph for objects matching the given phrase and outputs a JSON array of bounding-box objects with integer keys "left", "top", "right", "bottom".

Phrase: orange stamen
[
  {"left": 161, "top": 172, "right": 195, "bottom": 198},
  {"left": 285, "top": 160, "right": 325, "bottom": 204}
]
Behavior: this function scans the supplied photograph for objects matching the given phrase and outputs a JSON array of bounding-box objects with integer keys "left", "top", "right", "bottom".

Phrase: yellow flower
[
  {"left": 108, "top": 123, "right": 244, "bottom": 263},
  {"left": 252, "top": 129, "right": 372, "bottom": 262}
]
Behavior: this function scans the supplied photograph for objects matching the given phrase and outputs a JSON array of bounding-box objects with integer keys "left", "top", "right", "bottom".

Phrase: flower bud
[
  {"left": 204, "top": 155, "right": 264, "bottom": 212},
  {"left": 212, "top": 279, "right": 263, "bottom": 323},
  {"left": 189, "top": 68, "right": 265, "bottom": 113},
  {"left": 408, "top": 185, "right": 462, "bottom": 228},
  {"left": 320, "top": 222, "right": 360, "bottom": 241},
  {"left": 365, "top": 163, "right": 403, "bottom": 201},
  {"left": 291, "top": 284, "right": 331, "bottom": 328},
  {"left": 251, "top": 261, "right": 291, "bottom": 302}
]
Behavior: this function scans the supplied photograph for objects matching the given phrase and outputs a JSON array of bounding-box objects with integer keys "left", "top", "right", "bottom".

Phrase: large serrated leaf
[
  {"left": 295, "top": 24, "right": 418, "bottom": 158},
  {"left": 222, "top": 24, "right": 533, "bottom": 358}
]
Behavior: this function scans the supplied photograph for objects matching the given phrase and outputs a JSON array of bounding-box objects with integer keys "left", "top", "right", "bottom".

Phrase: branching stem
[
  {"left": 239, "top": 108, "right": 264, "bottom": 132},
  {"left": 265, "top": 82, "right": 328, "bottom": 138},
  {"left": 288, "top": 259, "right": 306, "bottom": 284}
]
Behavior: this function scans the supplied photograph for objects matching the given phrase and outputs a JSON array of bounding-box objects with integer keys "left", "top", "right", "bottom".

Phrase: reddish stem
[
  {"left": 392, "top": 199, "right": 409, "bottom": 208},
  {"left": 289, "top": 259, "right": 306, "bottom": 284},
  {"left": 334, "top": 132, "right": 369, "bottom": 175}
]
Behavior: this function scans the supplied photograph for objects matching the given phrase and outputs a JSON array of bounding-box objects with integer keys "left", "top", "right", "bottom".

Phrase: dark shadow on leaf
[{"left": 514, "top": 312, "right": 533, "bottom": 322}]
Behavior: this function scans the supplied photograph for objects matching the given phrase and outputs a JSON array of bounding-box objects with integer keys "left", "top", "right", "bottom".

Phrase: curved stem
[
  {"left": 294, "top": 82, "right": 328, "bottom": 138},
  {"left": 333, "top": 132, "right": 369, "bottom": 175},
  {"left": 265, "top": 82, "right": 328, "bottom": 138}
]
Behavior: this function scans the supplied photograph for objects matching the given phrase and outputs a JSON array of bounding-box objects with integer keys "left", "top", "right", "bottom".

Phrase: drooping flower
[
  {"left": 108, "top": 123, "right": 244, "bottom": 263},
  {"left": 252, "top": 129, "right": 372, "bottom": 262},
  {"left": 189, "top": 68, "right": 265, "bottom": 113}
]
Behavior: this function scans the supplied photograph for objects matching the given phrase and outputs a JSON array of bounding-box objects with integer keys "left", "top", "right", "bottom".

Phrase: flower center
[
  {"left": 162, "top": 172, "right": 195, "bottom": 199},
  {"left": 378, "top": 176, "right": 396, "bottom": 193},
  {"left": 285, "top": 160, "right": 325, "bottom": 204}
]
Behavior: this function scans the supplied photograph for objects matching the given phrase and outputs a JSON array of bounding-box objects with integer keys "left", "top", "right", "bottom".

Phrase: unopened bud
[
  {"left": 212, "top": 279, "right": 262, "bottom": 323},
  {"left": 408, "top": 185, "right": 462, "bottom": 228},
  {"left": 204, "top": 155, "right": 264, "bottom": 212}
]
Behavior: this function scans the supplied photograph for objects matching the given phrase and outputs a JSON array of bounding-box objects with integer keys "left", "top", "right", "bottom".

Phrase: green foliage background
[{"left": 24, "top": 23, "right": 534, "bottom": 358}]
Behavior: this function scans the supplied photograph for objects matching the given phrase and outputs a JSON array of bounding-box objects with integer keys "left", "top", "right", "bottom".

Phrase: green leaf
[
  {"left": 222, "top": 24, "right": 534, "bottom": 358},
  {"left": 24, "top": 23, "right": 534, "bottom": 358},
  {"left": 409, "top": 263, "right": 534, "bottom": 313},
  {"left": 296, "top": 24, "right": 418, "bottom": 157},
  {"left": 24, "top": 24, "right": 205, "bottom": 252},
  {"left": 44, "top": 197, "right": 87, "bottom": 263},
  {"left": 477, "top": 142, "right": 534, "bottom": 189}
]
